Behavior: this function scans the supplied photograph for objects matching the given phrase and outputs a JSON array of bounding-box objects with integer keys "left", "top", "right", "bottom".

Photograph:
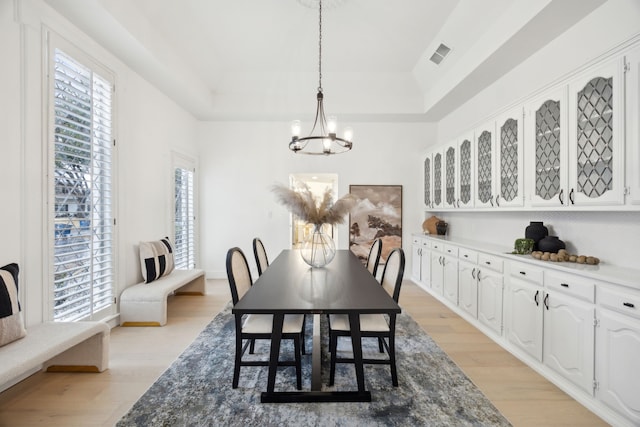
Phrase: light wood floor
[{"left": 0, "top": 280, "right": 607, "bottom": 427}]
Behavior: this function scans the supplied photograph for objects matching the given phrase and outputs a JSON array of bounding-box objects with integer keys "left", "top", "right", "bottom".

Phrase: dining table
[{"left": 232, "top": 249, "right": 401, "bottom": 403}]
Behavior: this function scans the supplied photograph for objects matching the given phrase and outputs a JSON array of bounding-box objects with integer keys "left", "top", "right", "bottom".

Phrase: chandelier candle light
[{"left": 289, "top": 0, "right": 353, "bottom": 155}]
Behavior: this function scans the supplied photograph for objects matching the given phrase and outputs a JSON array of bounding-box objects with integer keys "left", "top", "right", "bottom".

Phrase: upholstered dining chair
[
  {"left": 252, "top": 237, "right": 269, "bottom": 276},
  {"left": 226, "top": 247, "right": 305, "bottom": 389},
  {"left": 365, "top": 238, "right": 382, "bottom": 278},
  {"left": 328, "top": 247, "right": 405, "bottom": 387}
]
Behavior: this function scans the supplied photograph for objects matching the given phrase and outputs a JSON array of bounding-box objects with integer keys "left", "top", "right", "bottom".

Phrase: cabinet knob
[
  {"left": 519, "top": 271, "right": 526, "bottom": 275},
  {"left": 561, "top": 283, "right": 569, "bottom": 288},
  {"left": 623, "top": 302, "right": 635, "bottom": 308}
]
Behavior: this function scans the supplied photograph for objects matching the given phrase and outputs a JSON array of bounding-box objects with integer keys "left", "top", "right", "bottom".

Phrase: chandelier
[{"left": 289, "top": 0, "right": 353, "bottom": 155}]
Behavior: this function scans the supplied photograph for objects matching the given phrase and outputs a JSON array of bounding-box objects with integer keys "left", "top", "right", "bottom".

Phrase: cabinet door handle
[
  {"left": 489, "top": 196, "right": 494, "bottom": 207},
  {"left": 558, "top": 189, "right": 564, "bottom": 205},
  {"left": 519, "top": 271, "right": 526, "bottom": 275},
  {"left": 477, "top": 270, "right": 482, "bottom": 281},
  {"left": 561, "top": 283, "right": 569, "bottom": 288},
  {"left": 495, "top": 195, "right": 500, "bottom": 207},
  {"left": 544, "top": 293, "right": 549, "bottom": 310},
  {"left": 534, "top": 290, "right": 540, "bottom": 306},
  {"left": 471, "top": 268, "right": 476, "bottom": 279},
  {"left": 485, "top": 261, "right": 491, "bottom": 265},
  {"left": 623, "top": 302, "right": 636, "bottom": 308},
  {"left": 569, "top": 188, "right": 575, "bottom": 205}
]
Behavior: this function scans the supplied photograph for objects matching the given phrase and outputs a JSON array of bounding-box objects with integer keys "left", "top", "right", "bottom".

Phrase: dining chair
[
  {"left": 252, "top": 237, "right": 269, "bottom": 276},
  {"left": 328, "top": 247, "right": 405, "bottom": 387},
  {"left": 365, "top": 238, "right": 382, "bottom": 277},
  {"left": 226, "top": 247, "right": 305, "bottom": 389}
]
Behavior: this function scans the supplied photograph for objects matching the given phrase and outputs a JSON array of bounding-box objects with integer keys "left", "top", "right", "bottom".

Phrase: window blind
[
  {"left": 174, "top": 167, "right": 195, "bottom": 269},
  {"left": 52, "top": 49, "right": 114, "bottom": 321}
]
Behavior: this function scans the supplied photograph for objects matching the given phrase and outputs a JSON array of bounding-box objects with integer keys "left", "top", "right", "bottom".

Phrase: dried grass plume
[{"left": 272, "top": 183, "right": 356, "bottom": 226}]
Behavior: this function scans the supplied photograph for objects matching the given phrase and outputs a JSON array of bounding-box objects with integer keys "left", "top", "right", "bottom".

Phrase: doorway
[{"left": 289, "top": 173, "right": 338, "bottom": 249}]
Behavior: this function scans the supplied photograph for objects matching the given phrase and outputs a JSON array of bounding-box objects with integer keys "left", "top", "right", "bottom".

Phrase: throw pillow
[
  {"left": 139, "top": 237, "right": 175, "bottom": 283},
  {"left": 0, "top": 263, "right": 27, "bottom": 347}
]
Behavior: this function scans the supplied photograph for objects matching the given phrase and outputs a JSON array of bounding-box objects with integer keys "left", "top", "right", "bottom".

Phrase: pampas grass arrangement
[{"left": 272, "top": 183, "right": 356, "bottom": 226}]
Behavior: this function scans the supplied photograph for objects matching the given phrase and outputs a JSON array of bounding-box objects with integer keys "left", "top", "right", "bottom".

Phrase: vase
[
  {"left": 436, "top": 221, "right": 448, "bottom": 235},
  {"left": 525, "top": 221, "right": 548, "bottom": 250},
  {"left": 537, "top": 235, "right": 566, "bottom": 253},
  {"left": 300, "top": 224, "right": 336, "bottom": 268}
]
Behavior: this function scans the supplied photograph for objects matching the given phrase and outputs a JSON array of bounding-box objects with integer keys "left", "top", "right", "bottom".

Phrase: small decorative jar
[
  {"left": 537, "top": 235, "right": 566, "bottom": 253},
  {"left": 436, "top": 221, "right": 448, "bottom": 235},
  {"left": 525, "top": 221, "right": 548, "bottom": 250}
]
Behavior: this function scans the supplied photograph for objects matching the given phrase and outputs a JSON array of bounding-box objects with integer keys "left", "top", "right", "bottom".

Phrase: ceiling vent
[{"left": 429, "top": 43, "right": 451, "bottom": 65}]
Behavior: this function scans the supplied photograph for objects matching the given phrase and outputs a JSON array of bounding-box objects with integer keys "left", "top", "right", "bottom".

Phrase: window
[
  {"left": 174, "top": 163, "right": 196, "bottom": 269},
  {"left": 50, "top": 47, "right": 114, "bottom": 321}
]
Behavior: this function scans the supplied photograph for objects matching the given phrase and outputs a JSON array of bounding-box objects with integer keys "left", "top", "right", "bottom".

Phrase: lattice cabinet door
[
  {"left": 424, "top": 153, "right": 433, "bottom": 208},
  {"left": 432, "top": 151, "right": 444, "bottom": 209},
  {"left": 444, "top": 143, "right": 458, "bottom": 208},
  {"left": 626, "top": 47, "right": 640, "bottom": 205},
  {"left": 495, "top": 107, "right": 524, "bottom": 207},
  {"left": 526, "top": 87, "right": 570, "bottom": 207},
  {"left": 568, "top": 58, "right": 625, "bottom": 206},
  {"left": 474, "top": 120, "right": 497, "bottom": 208},
  {"left": 457, "top": 132, "right": 474, "bottom": 208}
]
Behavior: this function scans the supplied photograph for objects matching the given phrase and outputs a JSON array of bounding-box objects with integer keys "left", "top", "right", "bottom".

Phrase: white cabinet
[
  {"left": 442, "top": 244, "right": 459, "bottom": 304},
  {"left": 626, "top": 47, "right": 640, "bottom": 205},
  {"left": 477, "top": 253, "right": 504, "bottom": 335},
  {"left": 411, "top": 236, "right": 423, "bottom": 283},
  {"left": 458, "top": 248, "right": 478, "bottom": 318},
  {"left": 475, "top": 120, "right": 497, "bottom": 208},
  {"left": 424, "top": 154, "right": 433, "bottom": 209},
  {"left": 543, "top": 272, "right": 595, "bottom": 394},
  {"left": 430, "top": 240, "right": 445, "bottom": 295},
  {"left": 495, "top": 107, "right": 524, "bottom": 207},
  {"left": 505, "top": 261, "right": 544, "bottom": 362},
  {"left": 596, "top": 286, "right": 640, "bottom": 424},
  {"left": 411, "top": 235, "right": 431, "bottom": 288},
  {"left": 567, "top": 58, "right": 625, "bottom": 206},
  {"left": 432, "top": 151, "right": 444, "bottom": 209},
  {"left": 443, "top": 143, "right": 457, "bottom": 208},
  {"left": 527, "top": 86, "right": 569, "bottom": 207},
  {"left": 457, "top": 132, "right": 475, "bottom": 208}
]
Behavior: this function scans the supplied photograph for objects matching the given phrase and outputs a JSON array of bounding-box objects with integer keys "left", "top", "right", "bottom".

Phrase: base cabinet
[
  {"left": 442, "top": 254, "right": 459, "bottom": 305},
  {"left": 597, "top": 308, "right": 640, "bottom": 424},
  {"left": 505, "top": 277, "right": 543, "bottom": 361},
  {"left": 543, "top": 290, "right": 595, "bottom": 395},
  {"left": 477, "top": 268, "right": 503, "bottom": 335},
  {"left": 458, "top": 260, "right": 478, "bottom": 318}
]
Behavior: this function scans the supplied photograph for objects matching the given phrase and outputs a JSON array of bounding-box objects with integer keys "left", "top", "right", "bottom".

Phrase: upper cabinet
[
  {"left": 424, "top": 154, "right": 432, "bottom": 209},
  {"left": 424, "top": 43, "right": 638, "bottom": 212},
  {"left": 527, "top": 87, "right": 569, "bottom": 207},
  {"left": 496, "top": 107, "right": 524, "bottom": 207},
  {"left": 475, "top": 120, "right": 497, "bottom": 208},
  {"left": 567, "top": 58, "right": 624, "bottom": 206}
]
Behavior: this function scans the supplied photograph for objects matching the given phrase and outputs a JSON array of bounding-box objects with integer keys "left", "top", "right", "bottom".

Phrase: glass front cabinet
[
  {"left": 444, "top": 143, "right": 457, "bottom": 208},
  {"left": 475, "top": 120, "right": 497, "bottom": 208},
  {"left": 424, "top": 154, "right": 433, "bottom": 208},
  {"left": 432, "top": 151, "right": 444, "bottom": 209},
  {"left": 457, "top": 132, "right": 474, "bottom": 208},
  {"left": 496, "top": 107, "right": 524, "bottom": 207}
]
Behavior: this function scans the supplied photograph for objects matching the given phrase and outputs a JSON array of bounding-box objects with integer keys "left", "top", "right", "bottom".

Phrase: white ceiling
[{"left": 44, "top": 0, "right": 606, "bottom": 122}]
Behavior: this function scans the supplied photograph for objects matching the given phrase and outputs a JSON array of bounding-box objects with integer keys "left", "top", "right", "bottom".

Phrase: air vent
[{"left": 429, "top": 43, "right": 451, "bottom": 65}]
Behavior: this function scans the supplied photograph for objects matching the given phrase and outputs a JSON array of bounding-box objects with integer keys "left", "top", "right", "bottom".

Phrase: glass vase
[{"left": 300, "top": 224, "right": 336, "bottom": 268}]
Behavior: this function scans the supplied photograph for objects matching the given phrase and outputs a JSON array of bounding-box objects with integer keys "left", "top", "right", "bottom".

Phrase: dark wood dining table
[{"left": 232, "top": 249, "right": 401, "bottom": 403}]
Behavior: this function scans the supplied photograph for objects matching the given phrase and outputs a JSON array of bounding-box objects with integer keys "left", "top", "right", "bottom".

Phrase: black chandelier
[{"left": 289, "top": 0, "right": 353, "bottom": 155}]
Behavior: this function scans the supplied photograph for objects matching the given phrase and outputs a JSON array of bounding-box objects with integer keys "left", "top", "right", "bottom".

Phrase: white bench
[
  {"left": 0, "top": 321, "right": 110, "bottom": 392},
  {"left": 119, "top": 268, "right": 205, "bottom": 326}
]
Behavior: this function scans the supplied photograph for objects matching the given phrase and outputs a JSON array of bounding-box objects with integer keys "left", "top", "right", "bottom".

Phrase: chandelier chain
[{"left": 318, "top": 0, "right": 322, "bottom": 91}]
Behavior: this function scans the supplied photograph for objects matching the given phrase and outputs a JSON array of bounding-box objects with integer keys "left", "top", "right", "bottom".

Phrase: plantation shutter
[
  {"left": 52, "top": 48, "right": 114, "bottom": 321},
  {"left": 174, "top": 167, "right": 195, "bottom": 269}
]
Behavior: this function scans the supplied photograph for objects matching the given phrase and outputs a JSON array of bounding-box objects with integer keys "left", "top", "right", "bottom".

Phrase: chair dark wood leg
[
  {"left": 378, "top": 337, "right": 384, "bottom": 353},
  {"left": 233, "top": 315, "right": 243, "bottom": 388},
  {"left": 249, "top": 339, "right": 256, "bottom": 354},
  {"left": 329, "top": 333, "right": 337, "bottom": 386},
  {"left": 389, "top": 333, "right": 398, "bottom": 387},
  {"left": 301, "top": 314, "right": 306, "bottom": 355}
]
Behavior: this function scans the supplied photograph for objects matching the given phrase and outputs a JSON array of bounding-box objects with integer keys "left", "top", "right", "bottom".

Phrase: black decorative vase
[
  {"left": 436, "top": 221, "right": 448, "bottom": 236},
  {"left": 537, "top": 235, "right": 566, "bottom": 253},
  {"left": 525, "top": 221, "right": 548, "bottom": 251}
]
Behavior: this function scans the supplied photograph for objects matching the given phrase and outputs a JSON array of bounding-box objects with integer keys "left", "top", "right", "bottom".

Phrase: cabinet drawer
[
  {"left": 545, "top": 271, "right": 595, "bottom": 303},
  {"left": 443, "top": 244, "right": 458, "bottom": 257},
  {"left": 430, "top": 240, "right": 444, "bottom": 252},
  {"left": 478, "top": 253, "right": 503, "bottom": 273},
  {"left": 510, "top": 261, "right": 543, "bottom": 285},
  {"left": 598, "top": 287, "right": 640, "bottom": 320},
  {"left": 459, "top": 248, "right": 478, "bottom": 264}
]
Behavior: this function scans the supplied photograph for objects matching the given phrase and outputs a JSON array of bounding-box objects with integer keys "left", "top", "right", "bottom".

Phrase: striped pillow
[
  {"left": 0, "top": 263, "right": 27, "bottom": 347},
  {"left": 139, "top": 237, "right": 175, "bottom": 283}
]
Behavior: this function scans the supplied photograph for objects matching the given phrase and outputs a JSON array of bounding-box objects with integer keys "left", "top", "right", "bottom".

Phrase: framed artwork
[{"left": 349, "top": 185, "right": 402, "bottom": 265}]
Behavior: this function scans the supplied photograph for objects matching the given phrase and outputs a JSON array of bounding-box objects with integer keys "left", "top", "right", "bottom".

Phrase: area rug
[{"left": 118, "top": 303, "right": 511, "bottom": 426}]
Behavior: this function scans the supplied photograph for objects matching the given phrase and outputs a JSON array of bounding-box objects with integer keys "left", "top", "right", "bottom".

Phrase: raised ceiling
[{"left": 44, "top": 0, "right": 605, "bottom": 122}]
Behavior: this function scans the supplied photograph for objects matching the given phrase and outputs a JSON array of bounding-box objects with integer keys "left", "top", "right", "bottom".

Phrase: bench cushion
[
  {"left": 0, "top": 263, "right": 27, "bottom": 347},
  {"left": 0, "top": 321, "right": 109, "bottom": 386}
]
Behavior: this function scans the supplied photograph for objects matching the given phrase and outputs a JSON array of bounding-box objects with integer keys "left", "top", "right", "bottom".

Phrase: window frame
[{"left": 171, "top": 151, "right": 198, "bottom": 270}]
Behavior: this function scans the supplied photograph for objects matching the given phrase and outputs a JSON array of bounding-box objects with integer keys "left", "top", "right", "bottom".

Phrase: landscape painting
[{"left": 349, "top": 185, "right": 402, "bottom": 265}]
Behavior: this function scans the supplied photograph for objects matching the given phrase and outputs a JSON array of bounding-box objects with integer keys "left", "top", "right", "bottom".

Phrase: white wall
[
  {"left": 1, "top": 0, "right": 199, "bottom": 325},
  {"left": 431, "top": 0, "right": 640, "bottom": 270},
  {"left": 197, "top": 121, "right": 435, "bottom": 278}
]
